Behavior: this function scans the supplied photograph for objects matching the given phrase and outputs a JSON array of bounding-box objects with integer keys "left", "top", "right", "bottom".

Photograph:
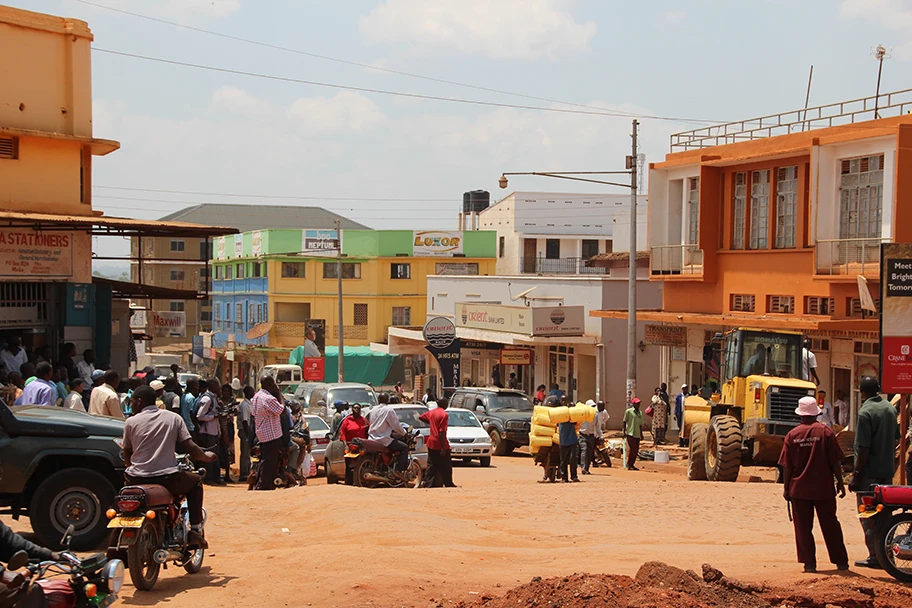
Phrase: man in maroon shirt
[
  {"left": 778, "top": 396, "right": 849, "bottom": 573},
  {"left": 419, "top": 397, "right": 456, "bottom": 488}
]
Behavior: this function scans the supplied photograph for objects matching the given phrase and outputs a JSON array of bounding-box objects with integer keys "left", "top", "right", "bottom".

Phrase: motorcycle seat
[
  {"left": 359, "top": 439, "right": 390, "bottom": 454},
  {"left": 121, "top": 484, "right": 175, "bottom": 507},
  {"left": 878, "top": 485, "right": 912, "bottom": 505}
]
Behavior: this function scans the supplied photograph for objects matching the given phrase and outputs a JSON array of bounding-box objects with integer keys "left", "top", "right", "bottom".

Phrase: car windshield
[
  {"left": 448, "top": 410, "right": 482, "bottom": 428},
  {"left": 304, "top": 416, "right": 329, "bottom": 431},
  {"left": 327, "top": 387, "right": 377, "bottom": 406},
  {"left": 392, "top": 407, "right": 429, "bottom": 429},
  {"left": 488, "top": 393, "right": 533, "bottom": 412}
]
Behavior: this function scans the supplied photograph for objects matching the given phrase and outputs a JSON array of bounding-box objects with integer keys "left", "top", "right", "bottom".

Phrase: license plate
[
  {"left": 451, "top": 447, "right": 473, "bottom": 454},
  {"left": 107, "top": 516, "right": 145, "bottom": 528}
]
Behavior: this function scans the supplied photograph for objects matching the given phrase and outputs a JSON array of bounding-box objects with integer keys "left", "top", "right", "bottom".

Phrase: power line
[
  {"left": 76, "top": 0, "right": 715, "bottom": 124},
  {"left": 93, "top": 188, "right": 451, "bottom": 202},
  {"left": 92, "top": 47, "right": 719, "bottom": 123}
]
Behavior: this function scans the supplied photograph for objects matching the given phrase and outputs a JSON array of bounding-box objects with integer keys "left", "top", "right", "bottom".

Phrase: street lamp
[{"left": 499, "top": 120, "right": 641, "bottom": 403}]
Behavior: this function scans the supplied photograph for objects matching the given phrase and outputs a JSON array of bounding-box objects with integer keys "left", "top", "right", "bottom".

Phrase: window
[
  {"left": 354, "top": 303, "right": 368, "bottom": 326},
  {"left": 839, "top": 154, "right": 884, "bottom": 240},
  {"left": 730, "top": 294, "right": 756, "bottom": 312},
  {"left": 323, "top": 262, "right": 361, "bottom": 279},
  {"left": 170, "top": 240, "right": 185, "bottom": 252},
  {"left": 255, "top": 304, "right": 262, "bottom": 324},
  {"left": 848, "top": 297, "right": 881, "bottom": 318},
  {"left": 252, "top": 262, "right": 262, "bottom": 278},
  {"left": 169, "top": 270, "right": 185, "bottom": 281},
  {"left": 766, "top": 295, "right": 795, "bottom": 314},
  {"left": 199, "top": 267, "right": 210, "bottom": 279},
  {"left": 0, "top": 136, "right": 19, "bottom": 160},
  {"left": 79, "top": 147, "right": 90, "bottom": 204},
  {"left": 199, "top": 240, "right": 212, "bottom": 261},
  {"left": 236, "top": 263, "right": 245, "bottom": 279},
  {"left": 581, "top": 239, "right": 599, "bottom": 260},
  {"left": 281, "top": 262, "right": 305, "bottom": 278},
  {"left": 213, "top": 304, "right": 221, "bottom": 322},
  {"left": 687, "top": 177, "right": 700, "bottom": 245},
  {"left": 392, "top": 306, "right": 411, "bottom": 326},
  {"left": 804, "top": 296, "right": 835, "bottom": 315},
  {"left": 235, "top": 303, "right": 243, "bottom": 324},
  {"left": 545, "top": 239, "right": 560, "bottom": 259},
  {"left": 225, "top": 302, "right": 230, "bottom": 322},
  {"left": 169, "top": 301, "right": 184, "bottom": 312},
  {"left": 776, "top": 166, "right": 798, "bottom": 248},
  {"left": 391, "top": 263, "right": 411, "bottom": 279},
  {"left": 201, "top": 311, "right": 212, "bottom": 322},
  {"left": 733, "top": 172, "right": 747, "bottom": 249},
  {"left": 499, "top": 236, "right": 505, "bottom": 258},
  {"left": 248, "top": 303, "right": 255, "bottom": 324},
  {"left": 854, "top": 341, "right": 880, "bottom": 355},
  {"left": 225, "top": 265, "right": 233, "bottom": 280},
  {"left": 749, "top": 170, "right": 770, "bottom": 249}
]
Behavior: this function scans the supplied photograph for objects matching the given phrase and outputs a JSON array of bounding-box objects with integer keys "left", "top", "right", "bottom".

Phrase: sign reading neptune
[{"left": 413, "top": 231, "right": 463, "bottom": 257}]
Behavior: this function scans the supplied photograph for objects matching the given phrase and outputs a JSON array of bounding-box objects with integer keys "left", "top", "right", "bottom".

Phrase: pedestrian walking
[
  {"left": 180, "top": 377, "right": 200, "bottom": 438},
  {"left": 237, "top": 386, "right": 253, "bottom": 481},
  {"left": 675, "top": 384, "right": 687, "bottom": 446},
  {"left": 651, "top": 387, "right": 669, "bottom": 445},
  {"left": 578, "top": 399, "right": 597, "bottom": 475},
  {"left": 419, "top": 396, "right": 456, "bottom": 487},
  {"left": 251, "top": 376, "right": 287, "bottom": 491},
  {"left": 779, "top": 396, "right": 849, "bottom": 573},
  {"left": 195, "top": 379, "right": 224, "bottom": 486},
  {"left": 558, "top": 409, "right": 580, "bottom": 483},
  {"left": 534, "top": 384, "right": 546, "bottom": 404},
  {"left": 848, "top": 376, "right": 900, "bottom": 569},
  {"left": 219, "top": 383, "right": 237, "bottom": 483},
  {"left": 623, "top": 398, "right": 645, "bottom": 471}
]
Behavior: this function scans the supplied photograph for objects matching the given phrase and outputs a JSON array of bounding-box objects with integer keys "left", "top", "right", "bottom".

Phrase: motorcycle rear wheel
[
  {"left": 407, "top": 461, "right": 423, "bottom": 489},
  {"left": 128, "top": 520, "right": 161, "bottom": 591},
  {"left": 354, "top": 456, "right": 380, "bottom": 488},
  {"left": 183, "top": 548, "right": 205, "bottom": 574},
  {"left": 876, "top": 512, "right": 912, "bottom": 582}
]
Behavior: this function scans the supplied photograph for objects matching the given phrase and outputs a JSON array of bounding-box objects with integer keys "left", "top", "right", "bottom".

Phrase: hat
[
  {"left": 631, "top": 398, "right": 641, "bottom": 405},
  {"left": 333, "top": 400, "right": 349, "bottom": 409},
  {"left": 134, "top": 372, "right": 147, "bottom": 379},
  {"left": 149, "top": 380, "right": 165, "bottom": 391},
  {"left": 231, "top": 378, "right": 241, "bottom": 391},
  {"left": 91, "top": 369, "right": 105, "bottom": 381},
  {"left": 681, "top": 384, "right": 688, "bottom": 390},
  {"left": 795, "top": 396, "right": 821, "bottom": 417},
  {"left": 585, "top": 399, "right": 596, "bottom": 407}
]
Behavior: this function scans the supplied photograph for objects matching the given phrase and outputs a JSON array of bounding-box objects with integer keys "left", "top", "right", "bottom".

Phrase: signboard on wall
[
  {"left": 423, "top": 316, "right": 461, "bottom": 392},
  {"left": 0, "top": 229, "right": 73, "bottom": 278},
  {"left": 413, "top": 231, "right": 463, "bottom": 257},
  {"left": 216, "top": 236, "right": 226, "bottom": 260},
  {"left": 530, "top": 306, "right": 585, "bottom": 337},
  {"left": 234, "top": 234, "right": 243, "bottom": 258},
  {"left": 457, "top": 302, "right": 530, "bottom": 334},
  {"left": 435, "top": 262, "right": 479, "bottom": 275},
  {"left": 252, "top": 230, "right": 262, "bottom": 256},
  {"left": 645, "top": 324, "right": 687, "bottom": 347},
  {"left": 880, "top": 243, "right": 912, "bottom": 392},
  {"left": 303, "top": 230, "right": 339, "bottom": 252},
  {"left": 303, "top": 357, "right": 325, "bottom": 381},
  {"left": 500, "top": 349, "right": 532, "bottom": 365},
  {"left": 150, "top": 311, "right": 186, "bottom": 338}
]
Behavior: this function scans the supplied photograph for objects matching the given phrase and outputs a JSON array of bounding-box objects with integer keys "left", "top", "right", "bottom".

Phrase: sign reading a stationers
[
  {"left": 0, "top": 229, "right": 73, "bottom": 279},
  {"left": 880, "top": 243, "right": 912, "bottom": 393}
]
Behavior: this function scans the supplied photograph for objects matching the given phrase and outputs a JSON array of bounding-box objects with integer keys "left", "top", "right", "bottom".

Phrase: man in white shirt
[
  {"left": 88, "top": 370, "right": 124, "bottom": 419},
  {"left": 578, "top": 399, "right": 598, "bottom": 475},
  {"left": 64, "top": 379, "right": 86, "bottom": 411},
  {"left": 817, "top": 390, "right": 836, "bottom": 427},
  {"left": 368, "top": 392, "right": 407, "bottom": 472},
  {"left": 0, "top": 336, "right": 27, "bottom": 380},
  {"left": 834, "top": 389, "right": 849, "bottom": 428},
  {"left": 594, "top": 401, "right": 611, "bottom": 439},
  {"left": 802, "top": 338, "right": 820, "bottom": 385},
  {"left": 75, "top": 349, "right": 96, "bottom": 387}
]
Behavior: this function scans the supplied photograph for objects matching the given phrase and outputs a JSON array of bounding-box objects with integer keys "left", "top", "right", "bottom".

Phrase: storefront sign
[
  {"left": 192, "top": 336, "right": 204, "bottom": 359},
  {"left": 880, "top": 243, "right": 912, "bottom": 392},
  {"left": 0, "top": 307, "right": 38, "bottom": 327},
  {"left": 0, "top": 229, "right": 73, "bottom": 278},
  {"left": 645, "top": 325, "right": 687, "bottom": 347},
  {"left": 423, "top": 317, "right": 461, "bottom": 391},
  {"left": 216, "top": 236, "right": 226, "bottom": 260},
  {"left": 500, "top": 349, "right": 532, "bottom": 365},
  {"left": 457, "top": 303, "right": 530, "bottom": 334},
  {"left": 150, "top": 311, "right": 186, "bottom": 338},
  {"left": 303, "top": 229, "right": 339, "bottom": 252},
  {"left": 303, "top": 357, "right": 325, "bottom": 381},
  {"left": 252, "top": 230, "right": 262, "bottom": 256},
  {"left": 530, "top": 306, "right": 585, "bottom": 337},
  {"left": 413, "top": 231, "right": 463, "bottom": 257}
]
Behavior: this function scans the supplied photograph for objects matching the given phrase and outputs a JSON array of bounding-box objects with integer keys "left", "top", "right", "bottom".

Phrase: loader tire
[
  {"left": 687, "top": 423, "right": 708, "bottom": 481},
  {"left": 705, "top": 415, "right": 742, "bottom": 482}
]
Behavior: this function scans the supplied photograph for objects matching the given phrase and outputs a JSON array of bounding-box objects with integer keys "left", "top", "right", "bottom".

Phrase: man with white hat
[
  {"left": 578, "top": 399, "right": 598, "bottom": 475},
  {"left": 778, "top": 396, "right": 849, "bottom": 573},
  {"left": 149, "top": 379, "right": 166, "bottom": 410}
]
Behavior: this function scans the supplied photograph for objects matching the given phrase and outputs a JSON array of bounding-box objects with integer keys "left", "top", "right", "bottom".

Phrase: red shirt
[
  {"left": 419, "top": 407, "right": 450, "bottom": 451},
  {"left": 777, "top": 422, "right": 844, "bottom": 501},
  {"left": 339, "top": 414, "right": 368, "bottom": 443}
]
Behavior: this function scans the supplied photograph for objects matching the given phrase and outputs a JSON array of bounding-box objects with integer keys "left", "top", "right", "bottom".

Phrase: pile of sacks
[{"left": 529, "top": 402, "right": 596, "bottom": 454}]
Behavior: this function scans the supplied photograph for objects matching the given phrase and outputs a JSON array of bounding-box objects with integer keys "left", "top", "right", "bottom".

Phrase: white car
[
  {"left": 304, "top": 415, "right": 331, "bottom": 474},
  {"left": 446, "top": 408, "right": 492, "bottom": 467}
]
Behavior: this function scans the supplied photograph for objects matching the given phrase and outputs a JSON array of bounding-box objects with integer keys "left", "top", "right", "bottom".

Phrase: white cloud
[
  {"left": 66, "top": 0, "right": 241, "bottom": 23},
  {"left": 210, "top": 86, "right": 274, "bottom": 117},
  {"left": 839, "top": 0, "right": 912, "bottom": 60},
  {"left": 287, "top": 91, "right": 387, "bottom": 134},
  {"left": 663, "top": 10, "right": 686, "bottom": 23},
  {"left": 359, "top": 0, "right": 596, "bottom": 60}
]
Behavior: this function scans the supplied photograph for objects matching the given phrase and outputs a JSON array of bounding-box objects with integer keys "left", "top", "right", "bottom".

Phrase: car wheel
[
  {"left": 29, "top": 468, "right": 115, "bottom": 550},
  {"left": 325, "top": 460, "right": 338, "bottom": 485},
  {"left": 479, "top": 457, "right": 491, "bottom": 467},
  {"left": 490, "top": 430, "right": 508, "bottom": 456}
]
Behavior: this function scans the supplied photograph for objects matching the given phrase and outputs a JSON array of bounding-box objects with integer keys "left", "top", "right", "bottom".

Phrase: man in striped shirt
[{"left": 252, "top": 376, "right": 286, "bottom": 490}]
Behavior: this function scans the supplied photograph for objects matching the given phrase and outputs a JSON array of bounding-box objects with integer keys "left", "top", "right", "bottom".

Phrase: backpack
[{"left": 190, "top": 392, "right": 208, "bottom": 429}]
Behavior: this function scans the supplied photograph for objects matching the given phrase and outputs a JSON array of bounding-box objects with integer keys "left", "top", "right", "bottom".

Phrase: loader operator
[{"left": 744, "top": 343, "right": 768, "bottom": 375}]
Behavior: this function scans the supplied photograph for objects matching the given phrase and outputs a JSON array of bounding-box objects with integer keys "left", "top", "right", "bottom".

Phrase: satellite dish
[{"left": 512, "top": 286, "right": 537, "bottom": 301}]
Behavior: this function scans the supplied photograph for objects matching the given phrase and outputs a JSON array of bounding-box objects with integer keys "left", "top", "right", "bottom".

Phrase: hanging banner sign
[
  {"left": 881, "top": 243, "right": 912, "bottom": 392},
  {"left": 0, "top": 229, "right": 73, "bottom": 278}
]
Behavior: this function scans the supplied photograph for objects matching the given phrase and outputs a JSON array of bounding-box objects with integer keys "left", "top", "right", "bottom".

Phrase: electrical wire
[{"left": 75, "top": 0, "right": 722, "bottom": 124}]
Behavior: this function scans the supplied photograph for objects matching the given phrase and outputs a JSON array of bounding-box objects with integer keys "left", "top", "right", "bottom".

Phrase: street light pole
[
  {"left": 627, "top": 120, "right": 639, "bottom": 403},
  {"left": 335, "top": 218, "right": 344, "bottom": 382}
]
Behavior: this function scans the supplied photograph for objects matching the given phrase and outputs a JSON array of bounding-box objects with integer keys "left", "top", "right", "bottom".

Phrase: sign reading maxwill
[
  {"left": 150, "top": 311, "right": 186, "bottom": 338},
  {"left": 0, "top": 229, "right": 73, "bottom": 278},
  {"left": 413, "top": 231, "right": 463, "bottom": 257},
  {"left": 881, "top": 243, "right": 912, "bottom": 392}
]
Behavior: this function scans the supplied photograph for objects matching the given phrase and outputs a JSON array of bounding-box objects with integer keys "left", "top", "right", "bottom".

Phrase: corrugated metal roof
[
  {"left": 0, "top": 210, "right": 236, "bottom": 237},
  {"left": 158, "top": 204, "right": 370, "bottom": 233}
]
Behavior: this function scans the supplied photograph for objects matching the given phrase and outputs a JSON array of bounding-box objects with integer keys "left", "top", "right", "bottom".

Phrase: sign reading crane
[{"left": 881, "top": 243, "right": 912, "bottom": 392}]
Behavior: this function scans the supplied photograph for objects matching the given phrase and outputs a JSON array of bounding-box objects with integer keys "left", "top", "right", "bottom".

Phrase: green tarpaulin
[{"left": 288, "top": 345, "right": 396, "bottom": 385}]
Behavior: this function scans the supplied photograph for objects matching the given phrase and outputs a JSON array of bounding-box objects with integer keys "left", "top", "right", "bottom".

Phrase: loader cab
[{"left": 721, "top": 329, "right": 803, "bottom": 382}]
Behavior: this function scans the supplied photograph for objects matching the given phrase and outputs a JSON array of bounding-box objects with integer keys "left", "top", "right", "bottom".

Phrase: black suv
[
  {"left": 449, "top": 388, "right": 533, "bottom": 456},
  {"left": 0, "top": 401, "right": 125, "bottom": 549}
]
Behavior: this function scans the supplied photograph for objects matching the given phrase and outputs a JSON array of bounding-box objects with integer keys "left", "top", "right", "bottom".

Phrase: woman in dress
[{"left": 651, "top": 387, "right": 668, "bottom": 445}]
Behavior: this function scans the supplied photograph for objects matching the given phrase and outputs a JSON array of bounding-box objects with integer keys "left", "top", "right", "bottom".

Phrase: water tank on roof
[{"left": 463, "top": 190, "right": 490, "bottom": 214}]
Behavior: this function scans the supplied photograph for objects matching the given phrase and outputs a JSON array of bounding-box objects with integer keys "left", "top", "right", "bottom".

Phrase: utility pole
[
  {"left": 873, "top": 45, "right": 888, "bottom": 119},
  {"left": 335, "top": 219, "right": 344, "bottom": 382},
  {"left": 627, "top": 119, "right": 639, "bottom": 404}
]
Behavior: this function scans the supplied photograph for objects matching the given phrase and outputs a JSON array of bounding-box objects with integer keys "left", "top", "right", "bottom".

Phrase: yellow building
[{"left": 210, "top": 229, "right": 497, "bottom": 356}]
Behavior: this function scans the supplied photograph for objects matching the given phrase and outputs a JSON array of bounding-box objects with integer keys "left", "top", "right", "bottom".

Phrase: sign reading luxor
[
  {"left": 0, "top": 229, "right": 73, "bottom": 278},
  {"left": 881, "top": 243, "right": 912, "bottom": 392}
]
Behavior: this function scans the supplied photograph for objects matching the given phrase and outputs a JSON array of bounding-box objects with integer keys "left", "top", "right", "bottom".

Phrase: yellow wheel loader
[{"left": 683, "top": 328, "right": 817, "bottom": 482}]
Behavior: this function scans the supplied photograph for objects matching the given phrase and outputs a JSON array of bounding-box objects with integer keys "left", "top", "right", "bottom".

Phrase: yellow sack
[
  {"left": 552, "top": 432, "right": 561, "bottom": 446},
  {"left": 549, "top": 406, "right": 570, "bottom": 424},
  {"left": 533, "top": 405, "right": 552, "bottom": 418},
  {"left": 531, "top": 424, "right": 555, "bottom": 437},
  {"left": 529, "top": 442, "right": 540, "bottom": 455},
  {"left": 530, "top": 434, "right": 552, "bottom": 449},
  {"left": 585, "top": 406, "right": 596, "bottom": 423},
  {"left": 568, "top": 404, "right": 588, "bottom": 423},
  {"left": 532, "top": 412, "right": 552, "bottom": 426}
]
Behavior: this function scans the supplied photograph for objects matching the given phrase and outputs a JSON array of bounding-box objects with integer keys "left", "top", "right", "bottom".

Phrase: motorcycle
[
  {"left": 105, "top": 455, "right": 207, "bottom": 591},
  {"left": 6, "top": 525, "right": 124, "bottom": 608},
  {"left": 346, "top": 429, "right": 423, "bottom": 489},
  {"left": 857, "top": 483, "right": 912, "bottom": 582}
]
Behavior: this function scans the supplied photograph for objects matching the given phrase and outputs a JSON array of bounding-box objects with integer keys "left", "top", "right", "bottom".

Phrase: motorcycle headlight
[{"left": 102, "top": 559, "right": 125, "bottom": 594}]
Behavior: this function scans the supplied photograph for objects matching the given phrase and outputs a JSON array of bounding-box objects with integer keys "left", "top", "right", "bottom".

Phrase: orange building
[{"left": 593, "top": 89, "right": 912, "bottom": 423}]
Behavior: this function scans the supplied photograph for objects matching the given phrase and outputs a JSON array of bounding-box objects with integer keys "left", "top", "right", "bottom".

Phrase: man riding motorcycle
[
  {"left": 367, "top": 392, "right": 408, "bottom": 474},
  {"left": 122, "top": 386, "right": 216, "bottom": 549}
]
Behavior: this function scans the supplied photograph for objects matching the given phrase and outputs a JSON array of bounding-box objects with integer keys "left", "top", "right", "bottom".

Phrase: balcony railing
[
  {"left": 271, "top": 322, "right": 307, "bottom": 339},
  {"left": 650, "top": 245, "right": 704, "bottom": 276},
  {"left": 815, "top": 238, "right": 887, "bottom": 276},
  {"left": 521, "top": 256, "right": 606, "bottom": 275}
]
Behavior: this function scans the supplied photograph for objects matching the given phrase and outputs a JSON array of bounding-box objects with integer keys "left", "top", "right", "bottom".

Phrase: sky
[{"left": 9, "top": 0, "right": 912, "bottom": 263}]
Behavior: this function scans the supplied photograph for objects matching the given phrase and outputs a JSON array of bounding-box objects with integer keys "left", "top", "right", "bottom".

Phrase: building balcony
[
  {"left": 650, "top": 244, "right": 704, "bottom": 276},
  {"left": 815, "top": 238, "right": 887, "bottom": 276},
  {"left": 521, "top": 256, "right": 607, "bottom": 275}
]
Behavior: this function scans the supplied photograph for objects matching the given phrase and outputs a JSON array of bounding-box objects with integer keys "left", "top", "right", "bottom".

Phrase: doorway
[
  {"left": 523, "top": 239, "right": 537, "bottom": 273},
  {"left": 831, "top": 367, "right": 851, "bottom": 427}
]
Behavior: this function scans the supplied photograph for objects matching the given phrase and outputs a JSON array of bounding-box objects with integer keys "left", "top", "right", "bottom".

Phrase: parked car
[
  {"left": 177, "top": 372, "right": 201, "bottom": 388},
  {"left": 262, "top": 364, "right": 304, "bottom": 390},
  {"left": 324, "top": 403, "right": 428, "bottom": 484},
  {"left": 449, "top": 388, "right": 533, "bottom": 456},
  {"left": 446, "top": 408, "right": 492, "bottom": 467},
  {"left": 290, "top": 382, "right": 323, "bottom": 410},
  {"left": 0, "top": 401, "right": 125, "bottom": 549},
  {"left": 304, "top": 415, "right": 331, "bottom": 474},
  {"left": 307, "top": 383, "right": 378, "bottom": 421}
]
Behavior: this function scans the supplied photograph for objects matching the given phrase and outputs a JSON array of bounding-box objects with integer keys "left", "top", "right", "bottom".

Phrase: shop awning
[
  {"left": 0, "top": 210, "right": 236, "bottom": 237},
  {"left": 93, "top": 277, "right": 206, "bottom": 300},
  {"left": 387, "top": 326, "right": 596, "bottom": 348},
  {"left": 590, "top": 309, "right": 879, "bottom": 335}
]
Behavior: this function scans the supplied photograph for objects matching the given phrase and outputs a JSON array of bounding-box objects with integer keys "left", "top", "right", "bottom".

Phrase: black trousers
[
  {"left": 125, "top": 471, "right": 204, "bottom": 526},
  {"left": 424, "top": 449, "right": 455, "bottom": 487},
  {"left": 560, "top": 444, "right": 578, "bottom": 481},
  {"left": 387, "top": 438, "right": 409, "bottom": 472},
  {"left": 255, "top": 438, "right": 283, "bottom": 491},
  {"left": 198, "top": 433, "right": 220, "bottom": 483}
]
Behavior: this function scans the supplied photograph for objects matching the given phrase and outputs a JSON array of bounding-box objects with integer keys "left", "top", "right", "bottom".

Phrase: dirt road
[{"left": 3, "top": 452, "right": 903, "bottom": 607}]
